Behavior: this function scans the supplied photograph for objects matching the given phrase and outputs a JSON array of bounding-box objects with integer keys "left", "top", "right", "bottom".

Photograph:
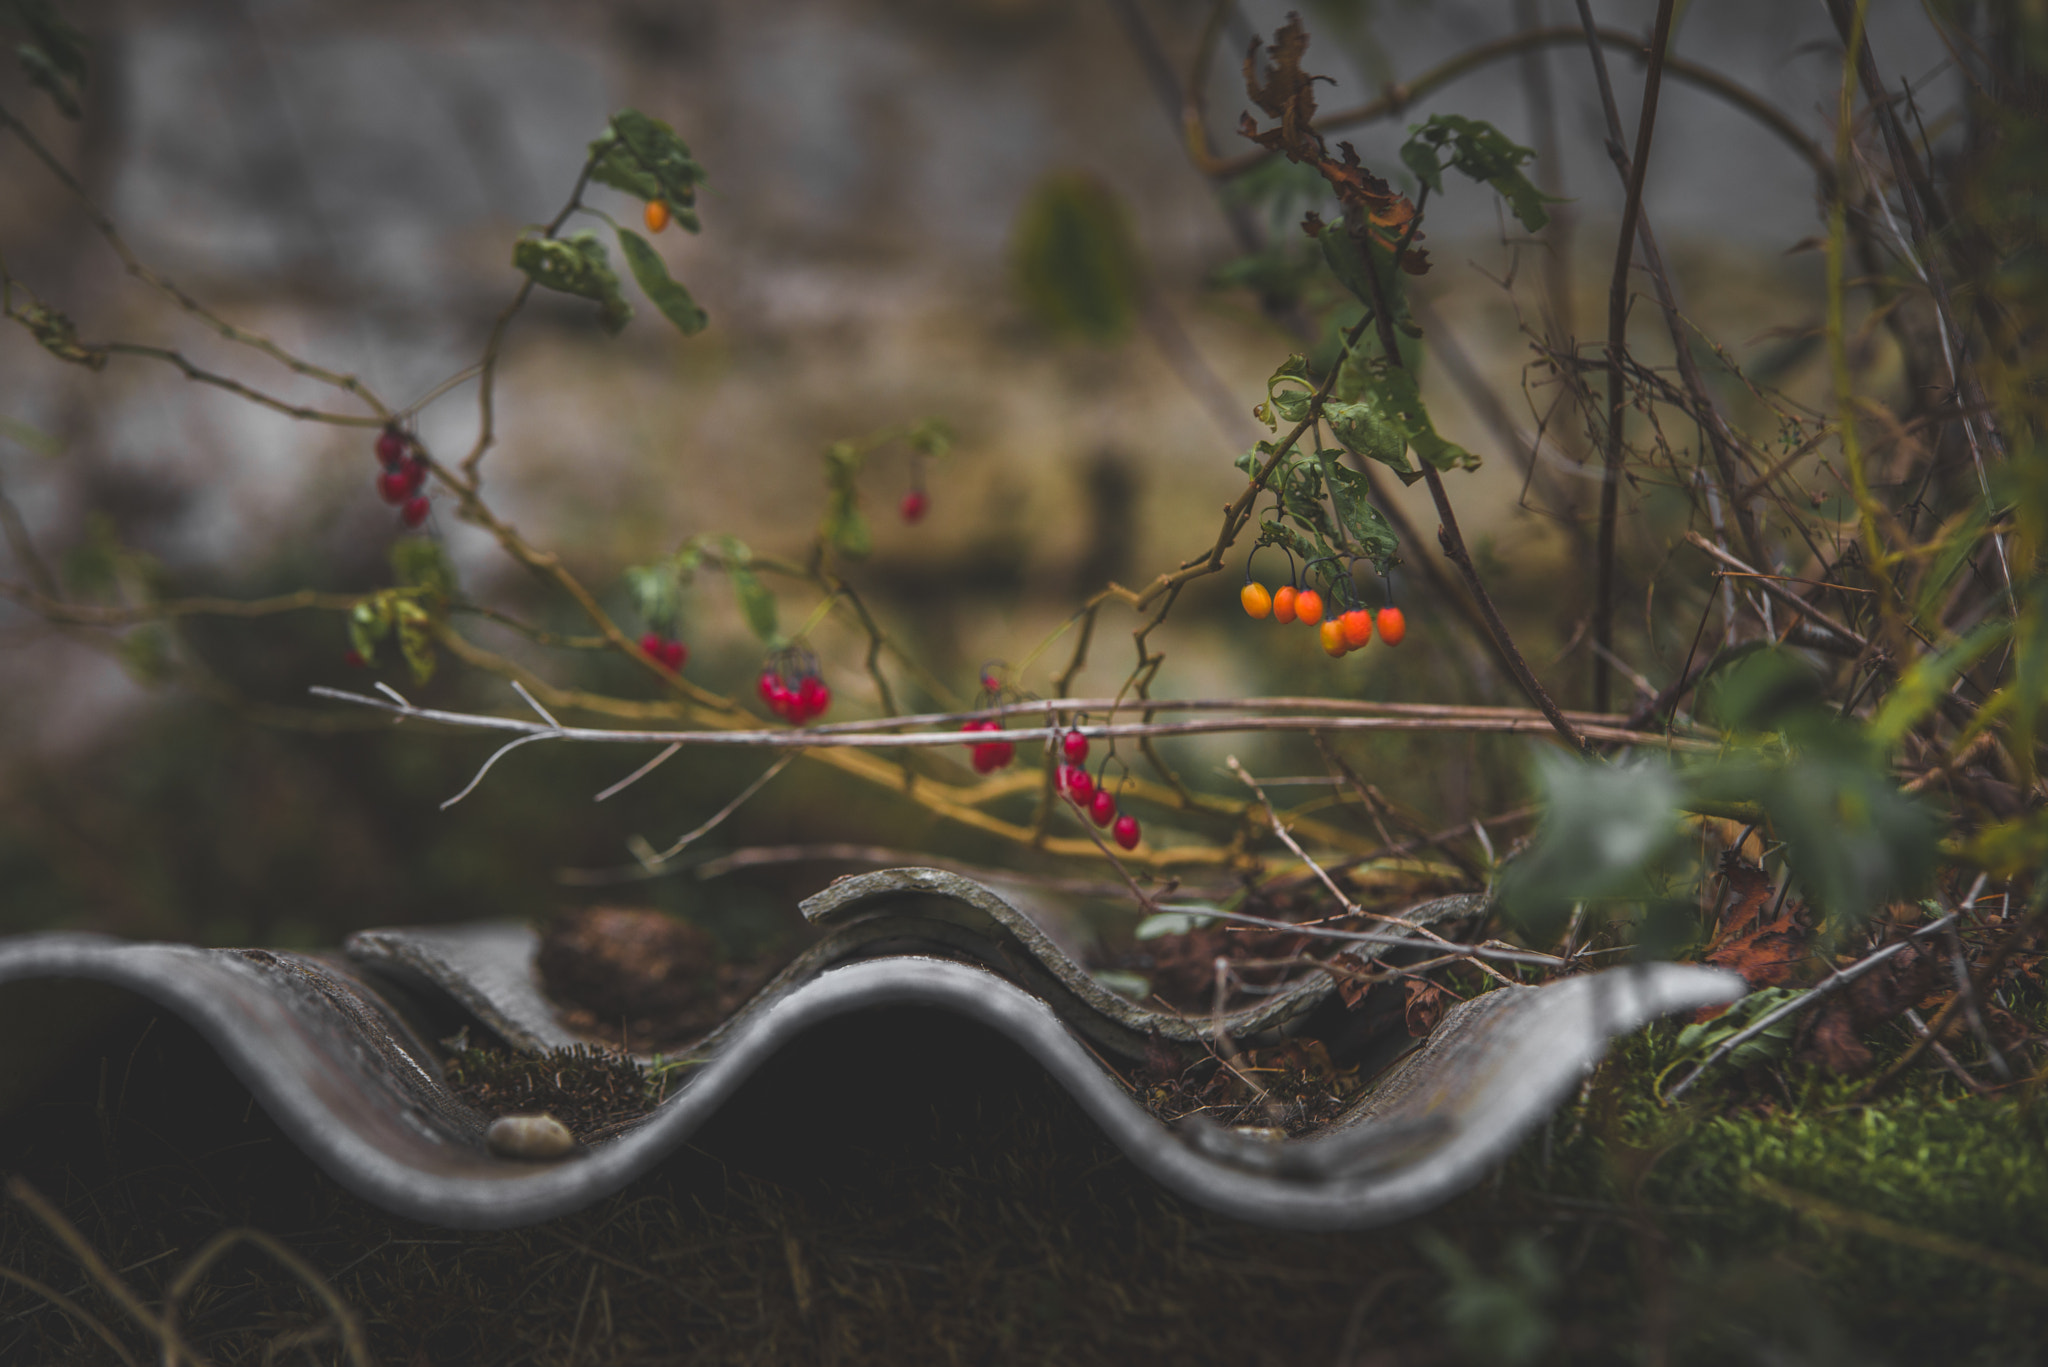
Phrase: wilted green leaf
[
  {"left": 349, "top": 594, "right": 395, "bottom": 665},
  {"left": 1400, "top": 113, "right": 1557, "bottom": 232},
  {"left": 390, "top": 538, "right": 457, "bottom": 600},
  {"left": 588, "top": 109, "right": 706, "bottom": 229},
  {"left": 1322, "top": 462, "right": 1400, "bottom": 572},
  {"left": 394, "top": 599, "right": 436, "bottom": 684},
  {"left": 614, "top": 227, "right": 707, "bottom": 335},
  {"left": 1322, "top": 398, "right": 1416, "bottom": 480},
  {"left": 512, "top": 230, "right": 630, "bottom": 334},
  {"left": 1672, "top": 986, "right": 1802, "bottom": 1070},
  {"left": 1013, "top": 172, "right": 1144, "bottom": 342}
]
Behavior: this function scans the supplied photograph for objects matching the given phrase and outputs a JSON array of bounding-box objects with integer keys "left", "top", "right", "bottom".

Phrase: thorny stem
[{"left": 1588, "top": 0, "right": 1677, "bottom": 714}]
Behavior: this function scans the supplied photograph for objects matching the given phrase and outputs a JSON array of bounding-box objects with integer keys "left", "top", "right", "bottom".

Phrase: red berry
[
  {"left": 798, "top": 676, "right": 830, "bottom": 721},
  {"left": 666, "top": 641, "right": 687, "bottom": 670},
  {"left": 375, "top": 430, "right": 406, "bottom": 467},
  {"left": 986, "top": 739, "right": 1014, "bottom": 768},
  {"left": 641, "top": 632, "right": 665, "bottom": 659},
  {"left": 1089, "top": 789, "right": 1116, "bottom": 827},
  {"left": 1059, "top": 764, "right": 1094, "bottom": 804},
  {"left": 1062, "top": 730, "right": 1089, "bottom": 764},
  {"left": 1376, "top": 606, "right": 1408, "bottom": 647},
  {"left": 400, "top": 496, "right": 430, "bottom": 528},
  {"left": 400, "top": 456, "right": 427, "bottom": 495},
  {"left": 758, "top": 672, "right": 780, "bottom": 707},
  {"left": 377, "top": 469, "right": 411, "bottom": 504},
  {"left": 766, "top": 679, "right": 795, "bottom": 719},
  {"left": 1113, "top": 814, "right": 1140, "bottom": 850},
  {"left": 900, "top": 489, "right": 929, "bottom": 523},
  {"left": 343, "top": 649, "right": 366, "bottom": 668}
]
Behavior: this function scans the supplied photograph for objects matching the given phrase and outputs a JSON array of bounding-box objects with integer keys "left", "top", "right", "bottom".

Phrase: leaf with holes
[
  {"left": 512, "top": 231, "right": 630, "bottom": 335},
  {"left": 588, "top": 109, "right": 705, "bottom": 230}
]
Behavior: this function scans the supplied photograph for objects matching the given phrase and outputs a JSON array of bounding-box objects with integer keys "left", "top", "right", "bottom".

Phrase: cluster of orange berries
[{"left": 1240, "top": 576, "right": 1406, "bottom": 658}]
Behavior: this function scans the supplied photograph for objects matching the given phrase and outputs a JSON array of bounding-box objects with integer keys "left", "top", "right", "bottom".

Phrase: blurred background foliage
[{"left": 0, "top": 0, "right": 2021, "bottom": 961}]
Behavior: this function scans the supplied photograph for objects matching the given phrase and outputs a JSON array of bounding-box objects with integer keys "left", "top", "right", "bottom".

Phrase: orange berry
[
  {"left": 1240, "top": 582, "right": 1273, "bottom": 619},
  {"left": 1340, "top": 608, "right": 1374, "bottom": 649},
  {"left": 1272, "top": 585, "right": 1298, "bottom": 624},
  {"left": 644, "top": 199, "right": 671, "bottom": 233},
  {"left": 1376, "top": 606, "right": 1407, "bottom": 647},
  {"left": 1294, "top": 589, "right": 1324, "bottom": 625},
  {"left": 1319, "top": 618, "right": 1348, "bottom": 657}
]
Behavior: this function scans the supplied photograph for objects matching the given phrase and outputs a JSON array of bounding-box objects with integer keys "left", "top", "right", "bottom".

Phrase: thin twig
[
  {"left": 1586, "top": 0, "right": 1677, "bottom": 713},
  {"left": 1227, "top": 756, "right": 1515, "bottom": 985},
  {"left": 312, "top": 686, "right": 1712, "bottom": 753}
]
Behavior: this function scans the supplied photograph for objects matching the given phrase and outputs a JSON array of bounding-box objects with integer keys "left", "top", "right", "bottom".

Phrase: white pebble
[{"left": 485, "top": 1113, "right": 576, "bottom": 1160}]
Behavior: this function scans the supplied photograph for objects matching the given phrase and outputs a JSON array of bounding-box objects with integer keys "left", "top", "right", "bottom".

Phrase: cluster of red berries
[
  {"left": 1054, "top": 730, "right": 1141, "bottom": 850},
  {"left": 638, "top": 632, "right": 687, "bottom": 671},
  {"left": 959, "top": 718, "right": 1015, "bottom": 773},
  {"left": 758, "top": 650, "right": 831, "bottom": 723},
  {"left": 373, "top": 426, "right": 432, "bottom": 529},
  {"left": 1241, "top": 573, "right": 1406, "bottom": 659}
]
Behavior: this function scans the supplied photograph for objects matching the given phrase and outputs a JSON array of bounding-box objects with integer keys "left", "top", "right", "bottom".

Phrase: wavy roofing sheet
[{"left": 0, "top": 869, "right": 1739, "bottom": 1230}]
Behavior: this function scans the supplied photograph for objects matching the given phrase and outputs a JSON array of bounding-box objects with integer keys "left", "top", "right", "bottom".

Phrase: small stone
[{"left": 485, "top": 1113, "right": 576, "bottom": 1160}]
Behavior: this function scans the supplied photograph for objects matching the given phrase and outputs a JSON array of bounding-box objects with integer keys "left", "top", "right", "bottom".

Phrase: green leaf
[
  {"left": 1673, "top": 986, "right": 1802, "bottom": 1068},
  {"left": 623, "top": 564, "right": 682, "bottom": 634},
  {"left": 1374, "top": 364, "right": 1478, "bottom": 473},
  {"left": 1091, "top": 970, "right": 1152, "bottom": 1001},
  {"left": 730, "top": 566, "right": 779, "bottom": 644},
  {"left": 1322, "top": 398, "right": 1417, "bottom": 481},
  {"left": 1323, "top": 463, "right": 1400, "bottom": 573},
  {"left": 588, "top": 109, "right": 706, "bottom": 230},
  {"left": 614, "top": 227, "right": 707, "bottom": 335},
  {"left": 394, "top": 599, "right": 436, "bottom": 684},
  {"left": 389, "top": 538, "right": 457, "bottom": 600},
  {"left": 0, "top": 413, "right": 62, "bottom": 456},
  {"left": 1012, "top": 172, "right": 1144, "bottom": 343},
  {"left": 349, "top": 594, "right": 395, "bottom": 665},
  {"left": 117, "top": 625, "right": 171, "bottom": 686},
  {"left": 11, "top": 0, "right": 87, "bottom": 118},
  {"left": 1135, "top": 906, "right": 1222, "bottom": 939},
  {"left": 511, "top": 230, "right": 630, "bottom": 334},
  {"left": 1400, "top": 113, "right": 1559, "bottom": 233},
  {"left": 1868, "top": 618, "right": 2008, "bottom": 749},
  {"left": 906, "top": 418, "right": 954, "bottom": 459},
  {"left": 1497, "top": 752, "right": 1687, "bottom": 947}
]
